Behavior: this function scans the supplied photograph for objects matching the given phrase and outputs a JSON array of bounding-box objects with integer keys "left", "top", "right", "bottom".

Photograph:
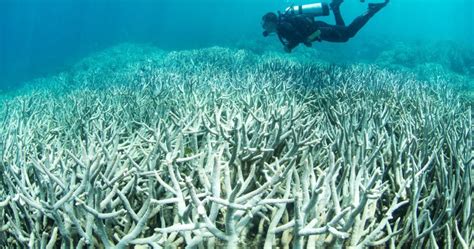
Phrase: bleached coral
[{"left": 0, "top": 46, "right": 471, "bottom": 248}]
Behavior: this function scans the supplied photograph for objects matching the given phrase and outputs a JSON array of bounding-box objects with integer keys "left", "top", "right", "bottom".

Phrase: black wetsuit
[{"left": 277, "top": 7, "right": 381, "bottom": 51}]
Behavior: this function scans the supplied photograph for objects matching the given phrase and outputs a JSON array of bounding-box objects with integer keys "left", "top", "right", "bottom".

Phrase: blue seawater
[
  {"left": 0, "top": 1, "right": 472, "bottom": 248},
  {"left": 0, "top": 0, "right": 472, "bottom": 90}
]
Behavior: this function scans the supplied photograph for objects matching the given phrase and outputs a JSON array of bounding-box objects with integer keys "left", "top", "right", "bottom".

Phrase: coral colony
[{"left": 0, "top": 45, "right": 472, "bottom": 248}]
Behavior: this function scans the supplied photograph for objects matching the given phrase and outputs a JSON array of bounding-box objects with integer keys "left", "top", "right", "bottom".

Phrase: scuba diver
[{"left": 262, "top": 0, "right": 390, "bottom": 53}]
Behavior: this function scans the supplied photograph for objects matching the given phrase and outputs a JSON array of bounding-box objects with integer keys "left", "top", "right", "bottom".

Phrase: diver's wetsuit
[{"left": 277, "top": 5, "right": 383, "bottom": 51}]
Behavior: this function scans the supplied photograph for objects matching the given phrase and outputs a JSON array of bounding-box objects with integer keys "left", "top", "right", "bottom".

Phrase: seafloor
[{"left": 0, "top": 42, "right": 472, "bottom": 248}]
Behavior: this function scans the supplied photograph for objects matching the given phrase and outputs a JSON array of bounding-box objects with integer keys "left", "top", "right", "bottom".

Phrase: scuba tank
[
  {"left": 283, "top": 2, "right": 330, "bottom": 17},
  {"left": 262, "top": 2, "right": 330, "bottom": 37}
]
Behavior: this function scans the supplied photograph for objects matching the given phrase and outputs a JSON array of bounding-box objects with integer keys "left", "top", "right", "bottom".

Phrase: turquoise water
[
  {"left": 0, "top": 0, "right": 472, "bottom": 89},
  {"left": 0, "top": 1, "right": 472, "bottom": 248}
]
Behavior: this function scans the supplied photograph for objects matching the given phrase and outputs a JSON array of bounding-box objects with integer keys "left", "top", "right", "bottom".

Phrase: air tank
[{"left": 284, "top": 2, "right": 330, "bottom": 17}]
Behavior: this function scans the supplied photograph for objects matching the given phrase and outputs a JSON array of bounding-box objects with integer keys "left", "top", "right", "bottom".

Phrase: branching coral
[{"left": 0, "top": 46, "right": 472, "bottom": 248}]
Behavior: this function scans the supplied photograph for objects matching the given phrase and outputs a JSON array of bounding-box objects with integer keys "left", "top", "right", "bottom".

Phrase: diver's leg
[
  {"left": 318, "top": 23, "right": 348, "bottom": 42},
  {"left": 330, "top": 0, "right": 345, "bottom": 26},
  {"left": 345, "top": 0, "right": 389, "bottom": 38}
]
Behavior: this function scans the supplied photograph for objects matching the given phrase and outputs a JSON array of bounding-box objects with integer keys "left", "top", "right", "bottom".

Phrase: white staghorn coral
[{"left": 0, "top": 45, "right": 472, "bottom": 249}]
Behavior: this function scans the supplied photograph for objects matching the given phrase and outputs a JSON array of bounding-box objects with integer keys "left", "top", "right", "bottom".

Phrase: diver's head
[{"left": 262, "top": 12, "right": 278, "bottom": 37}]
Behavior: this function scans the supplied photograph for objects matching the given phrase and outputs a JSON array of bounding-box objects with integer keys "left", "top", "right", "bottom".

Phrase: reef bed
[{"left": 0, "top": 45, "right": 472, "bottom": 248}]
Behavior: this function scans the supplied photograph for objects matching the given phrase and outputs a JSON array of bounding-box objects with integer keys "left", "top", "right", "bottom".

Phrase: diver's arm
[
  {"left": 278, "top": 34, "right": 299, "bottom": 53},
  {"left": 279, "top": 22, "right": 303, "bottom": 53},
  {"left": 285, "top": 40, "right": 300, "bottom": 52}
]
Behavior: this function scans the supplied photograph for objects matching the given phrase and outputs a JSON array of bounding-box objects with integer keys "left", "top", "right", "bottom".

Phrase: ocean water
[
  {"left": 0, "top": 1, "right": 472, "bottom": 248},
  {"left": 0, "top": 0, "right": 473, "bottom": 89}
]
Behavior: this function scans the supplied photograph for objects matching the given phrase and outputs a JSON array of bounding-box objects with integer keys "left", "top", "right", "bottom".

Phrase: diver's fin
[
  {"left": 330, "top": 0, "right": 344, "bottom": 10},
  {"left": 368, "top": 0, "right": 389, "bottom": 14}
]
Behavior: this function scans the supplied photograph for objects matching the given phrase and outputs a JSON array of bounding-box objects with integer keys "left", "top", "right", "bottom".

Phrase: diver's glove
[{"left": 307, "top": 30, "right": 322, "bottom": 42}]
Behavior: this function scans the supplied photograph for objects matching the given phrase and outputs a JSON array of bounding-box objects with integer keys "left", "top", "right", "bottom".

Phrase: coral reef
[
  {"left": 236, "top": 37, "right": 474, "bottom": 103},
  {"left": 375, "top": 40, "right": 474, "bottom": 102},
  {"left": 0, "top": 45, "right": 472, "bottom": 248},
  {"left": 375, "top": 41, "right": 473, "bottom": 74}
]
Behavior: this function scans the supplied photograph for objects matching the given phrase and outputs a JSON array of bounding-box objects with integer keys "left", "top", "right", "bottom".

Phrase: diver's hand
[{"left": 283, "top": 46, "right": 291, "bottom": 53}]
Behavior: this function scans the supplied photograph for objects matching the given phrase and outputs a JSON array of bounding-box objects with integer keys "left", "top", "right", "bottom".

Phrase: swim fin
[{"left": 368, "top": 0, "right": 389, "bottom": 14}]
